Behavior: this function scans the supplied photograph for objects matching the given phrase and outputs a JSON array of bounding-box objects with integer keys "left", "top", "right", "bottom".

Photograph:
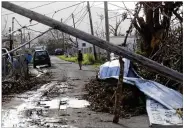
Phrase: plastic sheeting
[
  {"left": 98, "top": 58, "right": 130, "bottom": 79},
  {"left": 98, "top": 58, "right": 183, "bottom": 126},
  {"left": 98, "top": 59, "right": 183, "bottom": 110}
]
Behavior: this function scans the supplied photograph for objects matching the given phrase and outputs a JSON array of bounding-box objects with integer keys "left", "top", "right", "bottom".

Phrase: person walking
[{"left": 77, "top": 49, "right": 83, "bottom": 70}]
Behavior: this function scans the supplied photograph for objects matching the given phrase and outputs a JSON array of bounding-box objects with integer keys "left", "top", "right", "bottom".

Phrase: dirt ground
[{"left": 1, "top": 56, "right": 150, "bottom": 128}]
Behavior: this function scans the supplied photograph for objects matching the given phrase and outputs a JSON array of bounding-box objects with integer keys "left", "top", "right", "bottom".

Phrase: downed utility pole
[
  {"left": 87, "top": 1, "right": 97, "bottom": 60},
  {"left": 2, "top": 2, "right": 183, "bottom": 83}
]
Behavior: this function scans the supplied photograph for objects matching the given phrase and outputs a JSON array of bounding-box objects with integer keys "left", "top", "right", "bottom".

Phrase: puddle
[
  {"left": 40, "top": 99, "right": 60, "bottom": 109},
  {"left": 59, "top": 97, "right": 90, "bottom": 109},
  {"left": 2, "top": 82, "right": 82, "bottom": 128}
]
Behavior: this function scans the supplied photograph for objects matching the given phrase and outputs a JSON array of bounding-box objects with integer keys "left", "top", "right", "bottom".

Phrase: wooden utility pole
[
  {"left": 9, "top": 27, "right": 13, "bottom": 50},
  {"left": 61, "top": 18, "right": 65, "bottom": 52},
  {"left": 12, "top": 17, "right": 15, "bottom": 49},
  {"left": 72, "top": 13, "right": 78, "bottom": 49},
  {"left": 104, "top": 1, "right": 110, "bottom": 61},
  {"left": 28, "top": 32, "right": 31, "bottom": 48},
  {"left": 2, "top": 2, "right": 183, "bottom": 83},
  {"left": 87, "top": 1, "right": 97, "bottom": 60}
]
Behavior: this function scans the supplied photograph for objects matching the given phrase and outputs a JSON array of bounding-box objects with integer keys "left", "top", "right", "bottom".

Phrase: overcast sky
[{"left": 1, "top": 1, "right": 138, "bottom": 38}]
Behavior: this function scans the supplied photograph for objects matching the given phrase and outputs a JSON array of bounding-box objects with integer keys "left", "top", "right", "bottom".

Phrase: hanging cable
[
  {"left": 2, "top": 28, "right": 53, "bottom": 56},
  {"left": 2, "top": 2, "right": 57, "bottom": 16}
]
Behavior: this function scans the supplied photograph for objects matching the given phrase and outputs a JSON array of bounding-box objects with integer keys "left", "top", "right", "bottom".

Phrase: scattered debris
[{"left": 83, "top": 78, "right": 146, "bottom": 118}]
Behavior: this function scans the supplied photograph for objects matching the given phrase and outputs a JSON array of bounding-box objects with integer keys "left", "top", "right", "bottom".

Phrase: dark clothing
[{"left": 78, "top": 52, "right": 83, "bottom": 61}]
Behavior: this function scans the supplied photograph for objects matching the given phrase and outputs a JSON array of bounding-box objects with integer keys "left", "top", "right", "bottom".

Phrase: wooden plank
[{"left": 2, "top": 2, "right": 183, "bottom": 83}]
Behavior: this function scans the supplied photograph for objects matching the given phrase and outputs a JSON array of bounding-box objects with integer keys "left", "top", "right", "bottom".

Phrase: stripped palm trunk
[{"left": 113, "top": 56, "right": 124, "bottom": 123}]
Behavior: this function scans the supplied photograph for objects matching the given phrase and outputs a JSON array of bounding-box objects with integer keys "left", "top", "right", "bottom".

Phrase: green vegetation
[
  {"left": 58, "top": 54, "right": 105, "bottom": 68},
  {"left": 58, "top": 55, "right": 78, "bottom": 63}
]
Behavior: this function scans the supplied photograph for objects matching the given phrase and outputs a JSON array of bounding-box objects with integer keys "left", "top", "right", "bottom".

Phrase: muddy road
[{"left": 2, "top": 56, "right": 149, "bottom": 128}]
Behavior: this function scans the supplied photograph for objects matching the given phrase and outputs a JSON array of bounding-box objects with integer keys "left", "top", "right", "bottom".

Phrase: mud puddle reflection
[{"left": 2, "top": 81, "right": 89, "bottom": 128}]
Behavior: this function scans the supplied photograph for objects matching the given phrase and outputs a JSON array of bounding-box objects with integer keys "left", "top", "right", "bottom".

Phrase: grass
[
  {"left": 58, "top": 54, "right": 105, "bottom": 68},
  {"left": 58, "top": 55, "right": 78, "bottom": 63}
]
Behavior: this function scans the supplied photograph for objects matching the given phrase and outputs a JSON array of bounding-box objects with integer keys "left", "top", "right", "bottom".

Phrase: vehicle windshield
[
  {"left": 56, "top": 49, "right": 62, "bottom": 51},
  {"left": 35, "top": 51, "right": 48, "bottom": 57}
]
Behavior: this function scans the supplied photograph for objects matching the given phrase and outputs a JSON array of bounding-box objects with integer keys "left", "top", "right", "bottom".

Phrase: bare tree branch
[
  {"left": 2, "top": 15, "right": 8, "bottom": 34},
  {"left": 173, "top": 10, "right": 183, "bottom": 23}
]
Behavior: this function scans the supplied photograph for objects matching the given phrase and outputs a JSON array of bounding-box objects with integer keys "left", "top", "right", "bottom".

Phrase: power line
[
  {"left": 65, "top": 2, "right": 87, "bottom": 23},
  {"left": 75, "top": 9, "right": 88, "bottom": 25},
  {"left": 108, "top": 3, "right": 135, "bottom": 12},
  {"left": 14, "top": 18, "right": 43, "bottom": 34},
  {"left": 30, "top": 1, "right": 56, "bottom": 10},
  {"left": 63, "top": 2, "right": 84, "bottom": 23},
  {"left": 2, "top": 2, "right": 57, "bottom": 16},
  {"left": 75, "top": 2, "right": 95, "bottom": 27},
  {"left": 45, "top": 2, "right": 85, "bottom": 16},
  {"left": 76, "top": 10, "right": 89, "bottom": 28},
  {"left": 2, "top": 28, "right": 53, "bottom": 55},
  {"left": 25, "top": 28, "right": 44, "bottom": 33},
  {"left": 5, "top": 2, "right": 85, "bottom": 33},
  {"left": 14, "top": 17, "right": 23, "bottom": 27}
]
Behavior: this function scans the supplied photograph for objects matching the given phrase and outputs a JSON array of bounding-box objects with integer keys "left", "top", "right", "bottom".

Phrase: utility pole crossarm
[{"left": 2, "top": 1, "right": 182, "bottom": 83}]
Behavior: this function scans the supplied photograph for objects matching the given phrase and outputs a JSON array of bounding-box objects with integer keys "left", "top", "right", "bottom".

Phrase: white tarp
[
  {"left": 98, "top": 58, "right": 130, "bottom": 79},
  {"left": 146, "top": 98, "right": 183, "bottom": 127},
  {"left": 98, "top": 59, "right": 183, "bottom": 126},
  {"left": 99, "top": 60, "right": 183, "bottom": 110}
]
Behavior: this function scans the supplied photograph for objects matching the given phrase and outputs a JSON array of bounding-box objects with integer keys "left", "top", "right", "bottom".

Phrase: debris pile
[
  {"left": 2, "top": 73, "right": 52, "bottom": 95},
  {"left": 84, "top": 78, "right": 146, "bottom": 118}
]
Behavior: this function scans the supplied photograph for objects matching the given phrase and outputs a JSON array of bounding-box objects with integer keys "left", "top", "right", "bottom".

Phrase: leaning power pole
[
  {"left": 72, "top": 13, "right": 78, "bottom": 49},
  {"left": 87, "top": 1, "right": 97, "bottom": 60},
  {"left": 2, "top": 2, "right": 183, "bottom": 83},
  {"left": 104, "top": 1, "right": 110, "bottom": 61}
]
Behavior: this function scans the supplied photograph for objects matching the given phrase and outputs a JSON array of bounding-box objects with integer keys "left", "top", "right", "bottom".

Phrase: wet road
[{"left": 2, "top": 56, "right": 150, "bottom": 128}]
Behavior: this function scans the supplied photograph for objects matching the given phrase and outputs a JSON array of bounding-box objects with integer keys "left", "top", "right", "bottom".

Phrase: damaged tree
[
  {"left": 133, "top": 2, "right": 183, "bottom": 57},
  {"left": 109, "top": 12, "right": 127, "bottom": 36}
]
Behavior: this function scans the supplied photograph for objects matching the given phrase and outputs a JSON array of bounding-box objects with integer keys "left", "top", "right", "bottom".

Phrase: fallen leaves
[{"left": 83, "top": 78, "right": 146, "bottom": 118}]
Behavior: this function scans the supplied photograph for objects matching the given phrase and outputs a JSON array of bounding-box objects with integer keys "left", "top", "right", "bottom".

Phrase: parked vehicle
[
  {"left": 33, "top": 50, "right": 51, "bottom": 68},
  {"left": 55, "top": 48, "right": 64, "bottom": 55}
]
